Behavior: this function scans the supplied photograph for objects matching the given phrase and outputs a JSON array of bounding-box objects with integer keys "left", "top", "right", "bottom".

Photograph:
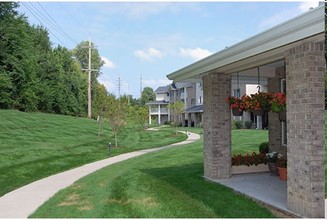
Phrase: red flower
[
  {"left": 232, "top": 152, "right": 267, "bottom": 166},
  {"left": 271, "top": 93, "right": 286, "bottom": 113}
]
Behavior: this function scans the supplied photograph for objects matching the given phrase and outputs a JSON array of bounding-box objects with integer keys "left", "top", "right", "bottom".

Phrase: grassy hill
[{"left": 0, "top": 110, "right": 186, "bottom": 196}]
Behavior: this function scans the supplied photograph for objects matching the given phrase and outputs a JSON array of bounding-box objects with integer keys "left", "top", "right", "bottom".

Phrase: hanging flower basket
[
  {"left": 225, "top": 96, "right": 246, "bottom": 116},
  {"left": 232, "top": 108, "right": 243, "bottom": 116},
  {"left": 278, "top": 111, "right": 286, "bottom": 121},
  {"left": 241, "top": 92, "right": 273, "bottom": 116},
  {"left": 271, "top": 93, "right": 286, "bottom": 122}
]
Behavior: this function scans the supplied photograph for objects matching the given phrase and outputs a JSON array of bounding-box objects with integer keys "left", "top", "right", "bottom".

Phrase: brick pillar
[
  {"left": 203, "top": 72, "right": 231, "bottom": 179},
  {"left": 285, "top": 40, "right": 325, "bottom": 218},
  {"left": 268, "top": 66, "right": 286, "bottom": 155}
]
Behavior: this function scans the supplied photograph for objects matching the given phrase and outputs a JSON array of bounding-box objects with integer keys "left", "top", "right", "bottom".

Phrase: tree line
[{"left": 0, "top": 2, "right": 157, "bottom": 118}]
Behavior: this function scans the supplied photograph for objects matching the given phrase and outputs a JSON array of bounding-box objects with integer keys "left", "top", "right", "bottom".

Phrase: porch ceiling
[{"left": 167, "top": 5, "right": 324, "bottom": 83}]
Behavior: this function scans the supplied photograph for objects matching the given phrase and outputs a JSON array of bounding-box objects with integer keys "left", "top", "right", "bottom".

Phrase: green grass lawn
[
  {"left": 0, "top": 110, "right": 186, "bottom": 196},
  {"left": 30, "top": 136, "right": 275, "bottom": 218}
]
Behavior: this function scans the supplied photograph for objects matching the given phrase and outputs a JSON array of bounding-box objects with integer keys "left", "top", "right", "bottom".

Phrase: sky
[{"left": 17, "top": 1, "right": 321, "bottom": 99}]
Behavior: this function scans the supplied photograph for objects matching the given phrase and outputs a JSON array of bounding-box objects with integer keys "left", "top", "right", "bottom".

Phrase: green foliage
[
  {"left": 169, "top": 101, "right": 185, "bottom": 134},
  {"left": 233, "top": 120, "right": 243, "bottom": 129},
  {"left": 141, "top": 87, "right": 156, "bottom": 105},
  {"left": 0, "top": 3, "right": 105, "bottom": 117},
  {"left": 244, "top": 121, "right": 253, "bottom": 129},
  {"left": 258, "top": 142, "right": 269, "bottom": 154},
  {"left": 132, "top": 105, "right": 149, "bottom": 130}
]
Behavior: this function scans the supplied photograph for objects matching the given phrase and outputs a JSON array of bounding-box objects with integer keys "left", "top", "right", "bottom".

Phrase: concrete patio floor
[{"left": 206, "top": 172, "right": 300, "bottom": 217}]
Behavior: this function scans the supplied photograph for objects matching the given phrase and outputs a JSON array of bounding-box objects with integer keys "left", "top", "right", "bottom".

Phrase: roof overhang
[{"left": 167, "top": 5, "right": 324, "bottom": 82}]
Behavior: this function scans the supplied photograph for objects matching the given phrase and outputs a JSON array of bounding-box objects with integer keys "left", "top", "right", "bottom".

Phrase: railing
[{"left": 149, "top": 108, "right": 169, "bottom": 114}]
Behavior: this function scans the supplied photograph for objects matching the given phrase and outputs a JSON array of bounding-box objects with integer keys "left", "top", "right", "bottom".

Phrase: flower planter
[
  {"left": 278, "top": 167, "right": 287, "bottom": 181},
  {"left": 278, "top": 111, "right": 286, "bottom": 121},
  {"left": 232, "top": 109, "right": 243, "bottom": 116},
  {"left": 231, "top": 164, "right": 269, "bottom": 175}
]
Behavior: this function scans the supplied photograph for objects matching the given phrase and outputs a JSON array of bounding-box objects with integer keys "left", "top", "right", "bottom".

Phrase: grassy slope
[
  {"left": 31, "top": 136, "right": 275, "bottom": 218},
  {"left": 0, "top": 110, "right": 186, "bottom": 196}
]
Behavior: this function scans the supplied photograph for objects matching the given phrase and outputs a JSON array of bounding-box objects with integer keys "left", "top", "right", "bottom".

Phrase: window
[
  {"left": 191, "top": 98, "right": 195, "bottom": 106},
  {"left": 282, "top": 122, "right": 287, "bottom": 146},
  {"left": 233, "top": 89, "right": 240, "bottom": 97},
  {"left": 198, "top": 96, "right": 202, "bottom": 104}
]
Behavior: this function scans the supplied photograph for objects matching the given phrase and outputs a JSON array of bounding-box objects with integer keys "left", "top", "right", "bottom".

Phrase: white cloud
[
  {"left": 179, "top": 48, "right": 213, "bottom": 61},
  {"left": 143, "top": 79, "right": 172, "bottom": 89},
  {"left": 134, "top": 48, "right": 165, "bottom": 62},
  {"left": 101, "top": 56, "right": 116, "bottom": 69},
  {"left": 259, "top": 1, "right": 320, "bottom": 30}
]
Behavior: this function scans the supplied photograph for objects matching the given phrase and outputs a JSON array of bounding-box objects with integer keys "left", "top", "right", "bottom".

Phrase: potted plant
[
  {"left": 225, "top": 96, "right": 246, "bottom": 116},
  {"left": 276, "top": 154, "right": 287, "bottom": 181},
  {"left": 271, "top": 92, "right": 286, "bottom": 121},
  {"left": 266, "top": 151, "right": 278, "bottom": 176},
  {"left": 242, "top": 92, "right": 273, "bottom": 116}
]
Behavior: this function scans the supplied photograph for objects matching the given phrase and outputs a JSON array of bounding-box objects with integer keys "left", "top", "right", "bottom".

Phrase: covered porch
[{"left": 167, "top": 5, "right": 325, "bottom": 218}]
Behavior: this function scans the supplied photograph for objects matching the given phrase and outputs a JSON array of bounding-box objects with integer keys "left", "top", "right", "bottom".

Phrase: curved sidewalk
[{"left": 0, "top": 131, "right": 200, "bottom": 218}]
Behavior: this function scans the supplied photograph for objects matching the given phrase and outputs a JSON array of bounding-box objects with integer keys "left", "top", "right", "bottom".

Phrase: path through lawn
[{"left": 31, "top": 135, "right": 275, "bottom": 218}]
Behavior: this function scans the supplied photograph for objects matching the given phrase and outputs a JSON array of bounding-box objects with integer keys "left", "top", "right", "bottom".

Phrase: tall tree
[{"left": 141, "top": 87, "right": 156, "bottom": 106}]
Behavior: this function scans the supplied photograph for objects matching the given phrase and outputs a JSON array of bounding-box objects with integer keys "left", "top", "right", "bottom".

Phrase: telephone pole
[
  {"left": 140, "top": 74, "right": 143, "bottom": 97},
  {"left": 82, "top": 36, "right": 97, "bottom": 118}
]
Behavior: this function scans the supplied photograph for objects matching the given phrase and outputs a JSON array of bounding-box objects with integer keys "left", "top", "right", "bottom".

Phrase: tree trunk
[{"left": 114, "top": 131, "right": 118, "bottom": 147}]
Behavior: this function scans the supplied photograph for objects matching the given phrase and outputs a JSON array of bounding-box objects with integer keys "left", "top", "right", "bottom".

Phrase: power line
[
  {"left": 27, "top": 2, "right": 78, "bottom": 46},
  {"left": 37, "top": 2, "right": 78, "bottom": 45},
  {"left": 58, "top": 2, "right": 89, "bottom": 35},
  {"left": 21, "top": 2, "right": 67, "bottom": 47}
]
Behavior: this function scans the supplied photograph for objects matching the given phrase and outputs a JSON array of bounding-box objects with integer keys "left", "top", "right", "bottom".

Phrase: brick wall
[
  {"left": 285, "top": 40, "right": 325, "bottom": 217},
  {"left": 268, "top": 66, "right": 286, "bottom": 155},
  {"left": 203, "top": 72, "right": 231, "bottom": 179}
]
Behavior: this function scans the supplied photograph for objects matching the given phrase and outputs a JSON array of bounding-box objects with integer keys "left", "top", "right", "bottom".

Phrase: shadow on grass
[{"left": 141, "top": 162, "right": 275, "bottom": 218}]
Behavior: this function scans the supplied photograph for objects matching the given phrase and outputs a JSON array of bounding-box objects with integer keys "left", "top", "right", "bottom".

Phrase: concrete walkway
[{"left": 0, "top": 131, "right": 200, "bottom": 218}]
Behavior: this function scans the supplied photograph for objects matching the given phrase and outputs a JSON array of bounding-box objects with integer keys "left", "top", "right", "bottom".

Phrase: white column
[
  {"left": 158, "top": 104, "right": 161, "bottom": 125},
  {"left": 148, "top": 106, "right": 152, "bottom": 125}
]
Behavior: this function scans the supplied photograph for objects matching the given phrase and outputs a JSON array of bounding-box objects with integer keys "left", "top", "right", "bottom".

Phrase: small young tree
[
  {"left": 133, "top": 105, "right": 149, "bottom": 130},
  {"left": 105, "top": 97, "right": 128, "bottom": 147},
  {"left": 169, "top": 101, "right": 185, "bottom": 135}
]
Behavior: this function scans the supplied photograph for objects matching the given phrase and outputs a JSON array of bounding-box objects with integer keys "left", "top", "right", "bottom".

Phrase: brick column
[
  {"left": 285, "top": 40, "right": 325, "bottom": 218},
  {"left": 203, "top": 72, "right": 231, "bottom": 179},
  {"left": 268, "top": 66, "right": 285, "bottom": 155}
]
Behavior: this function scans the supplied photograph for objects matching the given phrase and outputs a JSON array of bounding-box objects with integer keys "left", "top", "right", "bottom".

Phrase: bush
[
  {"left": 259, "top": 142, "right": 269, "bottom": 154},
  {"left": 233, "top": 120, "right": 243, "bottom": 129},
  {"left": 244, "top": 121, "right": 253, "bottom": 129}
]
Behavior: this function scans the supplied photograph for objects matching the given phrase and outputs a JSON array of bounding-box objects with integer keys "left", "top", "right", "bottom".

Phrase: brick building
[{"left": 167, "top": 5, "right": 325, "bottom": 218}]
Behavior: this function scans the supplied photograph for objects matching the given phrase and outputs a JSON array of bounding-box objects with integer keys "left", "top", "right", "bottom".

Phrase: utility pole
[
  {"left": 82, "top": 36, "right": 97, "bottom": 118},
  {"left": 140, "top": 74, "right": 143, "bottom": 97},
  {"left": 117, "top": 77, "right": 121, "bottom": 98}
]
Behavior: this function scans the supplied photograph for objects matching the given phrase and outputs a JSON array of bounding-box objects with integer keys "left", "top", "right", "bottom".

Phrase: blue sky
[{"left": 17, "top": 1, "right": 320, "bottom": 98}]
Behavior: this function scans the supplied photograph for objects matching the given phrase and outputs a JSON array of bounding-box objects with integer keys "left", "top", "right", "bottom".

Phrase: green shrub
[
  {"left": 233, "top": 120, "right": 243, "bottom": 129},
  {"left": 244, "top": 121, "right": 253, "bottom": 129},
  {"left": 259, "top": 142, "right": 269, "bottom": 154}
]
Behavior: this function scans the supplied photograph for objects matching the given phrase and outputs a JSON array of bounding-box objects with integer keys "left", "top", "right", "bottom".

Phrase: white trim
[{"left": 167, "top": 5, "right": 324, "bottom": 82}]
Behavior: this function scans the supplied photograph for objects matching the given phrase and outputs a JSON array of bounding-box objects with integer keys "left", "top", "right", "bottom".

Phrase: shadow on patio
[{"left": 206, "top": 172, "right": 301, "bottom": 217}]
